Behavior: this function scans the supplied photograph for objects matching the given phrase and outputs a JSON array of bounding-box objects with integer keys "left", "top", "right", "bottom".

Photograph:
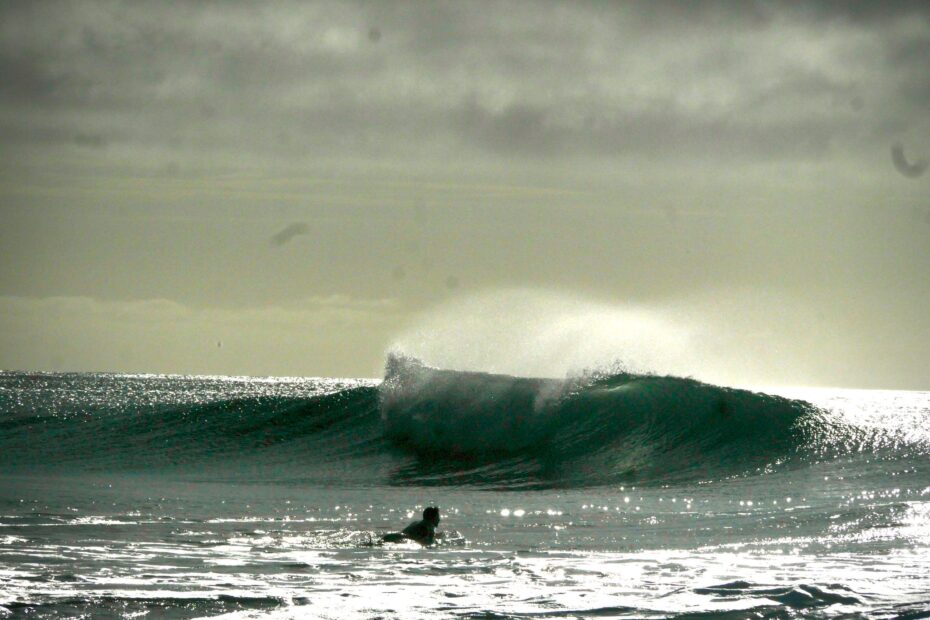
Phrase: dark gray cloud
[
  {"left": 780, "top": 0, "right": 930, "bottom": 24},
  {"left": 1, "top": 0, "right": 927, "bottom": 167},
  {"left": 455, "top": 96, "right": 842, "bottom": 160}
]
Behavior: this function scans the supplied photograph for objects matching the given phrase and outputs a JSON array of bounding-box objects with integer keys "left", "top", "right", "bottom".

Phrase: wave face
[
  {"left": 0, "top": 362, "right": 841, "bottom": 488},
  {"left": 379, "top": 355, "right": 815, "bottom": 487}
]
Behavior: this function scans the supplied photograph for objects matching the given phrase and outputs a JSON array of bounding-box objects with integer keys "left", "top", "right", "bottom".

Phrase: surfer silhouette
[{"left": 380, "top": 506, "right": 441, "bottom": 545}]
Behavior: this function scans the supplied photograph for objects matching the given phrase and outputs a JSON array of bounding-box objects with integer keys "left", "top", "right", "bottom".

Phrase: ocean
[{"left": 1, "top": 356, "right": 928, "bottom": 619}]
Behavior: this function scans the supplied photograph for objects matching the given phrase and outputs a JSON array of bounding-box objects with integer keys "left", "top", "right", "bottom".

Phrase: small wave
[
  {"left": 694, "top": 579, "right": 862, "bottom": 608},
  {"left": 0, "top": 594, "right": 286, "bottom": 618}
]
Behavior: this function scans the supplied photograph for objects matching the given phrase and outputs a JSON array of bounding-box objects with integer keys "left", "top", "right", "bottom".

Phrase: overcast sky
[{"left": 1, "top": 1, "right": 928, "bottom": 388}]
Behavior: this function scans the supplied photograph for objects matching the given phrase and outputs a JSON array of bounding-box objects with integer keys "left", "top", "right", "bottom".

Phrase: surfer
[{"left": 380, "top": 506, "right": 441, "bottom": 545}]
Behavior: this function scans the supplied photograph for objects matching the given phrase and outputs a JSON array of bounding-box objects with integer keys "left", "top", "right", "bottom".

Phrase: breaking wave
[{"left": 0, "top": 356, "right": 839, "bottom": 489}]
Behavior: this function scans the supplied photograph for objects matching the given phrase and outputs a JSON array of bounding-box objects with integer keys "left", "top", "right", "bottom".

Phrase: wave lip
[{"left": 379, "top": 355, "right": 815, "bottom": 487}]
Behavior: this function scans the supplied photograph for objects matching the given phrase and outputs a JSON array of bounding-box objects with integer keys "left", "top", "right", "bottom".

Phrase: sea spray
[
  {"left": 388, "top": 288, "right": 848, "bottom": 388},
  {"left": 388, "top": 289, "right": 693, "bottom": 380}
]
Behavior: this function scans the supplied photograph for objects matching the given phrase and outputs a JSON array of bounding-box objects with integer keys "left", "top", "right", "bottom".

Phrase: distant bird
[
  {"left": 891, "top": 143, "right": 927, "bottom": 178},
  {"left": 269, "top": 222, "right": 310, "bottom": 247}
]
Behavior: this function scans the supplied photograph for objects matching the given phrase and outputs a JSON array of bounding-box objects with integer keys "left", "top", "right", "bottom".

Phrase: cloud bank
[{"left": 2, "top": 1, "right": 927, "bottom": 168}]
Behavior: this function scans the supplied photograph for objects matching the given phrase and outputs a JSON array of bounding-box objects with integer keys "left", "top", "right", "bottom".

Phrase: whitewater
[{"left": 1, "top": 356, "right": 929, "bottom": 618}]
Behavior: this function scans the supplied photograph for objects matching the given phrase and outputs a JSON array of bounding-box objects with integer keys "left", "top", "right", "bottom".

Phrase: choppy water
[{"left": 1, "top": 360, "right": 929, "bottom": 618}]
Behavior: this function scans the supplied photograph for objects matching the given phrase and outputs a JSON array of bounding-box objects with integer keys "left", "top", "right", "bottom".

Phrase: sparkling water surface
[{"left": 1, "top": 373, "right": 928, "bottom": 619}]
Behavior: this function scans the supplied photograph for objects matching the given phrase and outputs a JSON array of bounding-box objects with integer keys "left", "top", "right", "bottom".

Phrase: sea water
[{"left": 1, "top": 358, "right": 929, "bottom": 618}]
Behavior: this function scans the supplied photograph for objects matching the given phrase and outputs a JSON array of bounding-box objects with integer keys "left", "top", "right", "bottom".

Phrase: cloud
[
  {"left": 269, "top": 222, "right": 310, "bottom": 246},
  {"left": 1, "top": 1, "right": 927, "bottom": 167},
  {"left": 779, "top": 0, "right": 930, "bottom": 24}
]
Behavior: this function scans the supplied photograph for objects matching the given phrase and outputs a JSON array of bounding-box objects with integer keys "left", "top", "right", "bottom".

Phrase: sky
[{"left": 0, "top": 0, "right": 928, "bottom": 388}]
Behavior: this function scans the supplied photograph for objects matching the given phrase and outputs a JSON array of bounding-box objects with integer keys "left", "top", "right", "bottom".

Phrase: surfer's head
[{"left": 423, "top": 506, "right": 440, "bottom": 526}]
